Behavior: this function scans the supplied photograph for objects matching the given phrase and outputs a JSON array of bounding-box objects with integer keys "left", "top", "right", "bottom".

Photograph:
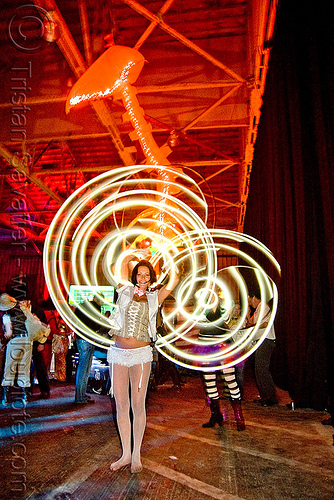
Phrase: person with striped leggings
[{"left": 199, "top": 301, "right": 245, "bottom": 431}]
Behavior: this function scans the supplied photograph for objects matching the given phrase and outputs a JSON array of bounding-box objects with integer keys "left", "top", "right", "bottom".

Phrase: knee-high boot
[
  {"left": 231, "top": 399, "right": 245, "bottom": 431},
  {"left": 202, "top": 399, "right": 224, "bottom": 428}
]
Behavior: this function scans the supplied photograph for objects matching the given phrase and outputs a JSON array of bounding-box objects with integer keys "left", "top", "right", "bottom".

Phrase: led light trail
[{"left": 43, "top": 165, "right": 280, "bottom": 370}]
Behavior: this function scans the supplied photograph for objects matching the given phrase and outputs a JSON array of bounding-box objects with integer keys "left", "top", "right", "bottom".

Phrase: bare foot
[
  {"left": 130, "top": 460, "right": 143, "bottom": 474},
  {"left": 110, "top": 456, "right": 131, "bottom": 471}
]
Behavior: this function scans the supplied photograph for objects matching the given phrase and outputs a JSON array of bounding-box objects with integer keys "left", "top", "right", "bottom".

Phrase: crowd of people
[
  {"left": 0, "top": 255, "right": 284, "bottom": 474},
  {"left": 0, "top": 293, "right": 75, "bottom": 404}
]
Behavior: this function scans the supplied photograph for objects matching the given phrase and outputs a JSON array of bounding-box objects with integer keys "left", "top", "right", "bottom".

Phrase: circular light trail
[{"left": 43, "top": 165, "right": 280, "bottom": 369}]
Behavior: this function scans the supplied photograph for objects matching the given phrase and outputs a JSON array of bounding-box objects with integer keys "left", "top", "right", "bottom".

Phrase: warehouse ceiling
[{"left": 0, "top": 0, "right": 278, "bottom": 253}]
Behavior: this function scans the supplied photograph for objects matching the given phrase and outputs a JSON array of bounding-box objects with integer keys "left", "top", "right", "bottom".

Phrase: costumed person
[
  {"left": 199, "top": 295, "right": 245, "bottom": 431},
  {"left": 108, "top": 255, "right": 179, "bottom": 473},
  {"left": 30, "top": 303, "right": 51, "bottom": 399},
  {"left": 0, "top": 293, "right": 33, "bottom": 406},
  {"left": 74, "top": 295, "right": 103, "bottom": 404},
  {"left": 52, "top": 315, "right": 72, "bottom": 382},
  {"left": 43, "top": 300, "right": 59, "bottom": 378},
  {"left": 247, "top": 291, "right": 278, "bottom": 406}
]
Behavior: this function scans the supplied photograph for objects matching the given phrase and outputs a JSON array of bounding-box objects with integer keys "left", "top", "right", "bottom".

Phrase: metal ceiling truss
[{"left": 0, "top": 0, "right": 279, "bottom": 245}]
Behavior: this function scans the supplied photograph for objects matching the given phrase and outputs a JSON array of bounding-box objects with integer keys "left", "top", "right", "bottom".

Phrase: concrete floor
[{"left": 0, "top": 370, "right": 333, "bottom": 500}]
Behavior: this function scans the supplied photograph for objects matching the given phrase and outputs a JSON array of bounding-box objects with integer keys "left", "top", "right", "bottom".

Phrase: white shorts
[
  {"left": 107, "top": 345, "right": 153, "bottom": 367},
  {"left": 107, "top": 345, "right": 153, "bottom": 396}
]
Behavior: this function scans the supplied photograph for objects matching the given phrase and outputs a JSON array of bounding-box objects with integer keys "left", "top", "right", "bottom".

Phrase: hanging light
[
  {"left": 168, "top": 130, "right": 180, "bottom": 148},
  {"left": 65, "top": 45, "right": 182, "bottom": 233},
  {"left": 42, "top": 12, "right": 59, "bottom": 42},
  {"left": 65, "top": 45, "right": 145, "bottom": 113}
]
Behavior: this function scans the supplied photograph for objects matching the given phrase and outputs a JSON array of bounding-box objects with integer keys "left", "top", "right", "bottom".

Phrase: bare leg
[
  {"left": 129, "top": 362, "right": 151, "bottom": 473},
  {"left": 110, "top": 364, "right": 132, "bottom": 470}
]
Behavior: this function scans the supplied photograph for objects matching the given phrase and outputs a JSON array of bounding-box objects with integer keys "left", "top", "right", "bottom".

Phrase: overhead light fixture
[
  {"left": 42, "top": 12, "right": 59, "bottom": 42},
  {"left": 168, "top": 130, "right": 180, "bottom": 148}
]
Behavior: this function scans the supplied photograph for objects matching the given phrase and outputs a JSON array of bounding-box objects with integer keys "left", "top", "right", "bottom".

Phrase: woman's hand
[{"left": 133, "top": 248, "right": 151, "bottom": 260}]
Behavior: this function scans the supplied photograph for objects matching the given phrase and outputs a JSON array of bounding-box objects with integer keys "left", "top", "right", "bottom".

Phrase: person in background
[
  {"left": 155, "top": 353, "right": 184, "bottom": 391},
  {"left": 199, "top": 296, "right": 246, "bottom": 431},
  {"left": 0, "top": 293, "right": 32, "bottom": 406},
  {"left": 42, "top": 300, "right": 58, "bottom": 378},
  {"left": 247, "top": 291, "right": 278, "bottom": 407},
  {"left": 52, "top": 315, "right": 71, "bottom": 382},
  {"left": 154, "top": 295, "right": 184, "bottom": 391},
  {"left": 30, "top": 302, "right": 51, "bottom": 399},
  {"left": 74, "top": 295, "right": 103, "bottom": 404},
  {"left": 65, "top": 331, "right": 76, "bottom": 383},
  {"left": 108, "top": 254, "right": 179, "bottom": 473},
  {"left": 227, "top": 302, "right": 246, "bottom": 397},
  {"left": 42, "top": 298, "right": 72, "bottom": 382}
]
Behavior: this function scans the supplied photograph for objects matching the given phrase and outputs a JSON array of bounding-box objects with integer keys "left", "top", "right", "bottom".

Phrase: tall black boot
[
  {"left": 202, "top": 399, "right": 224, "bottom": 428},
  {"left": 231, "top": 399, "right": 245, "bottom": 431}
]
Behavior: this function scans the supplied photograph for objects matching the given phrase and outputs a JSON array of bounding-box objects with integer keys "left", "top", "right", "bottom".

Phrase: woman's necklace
[{"left": 134, "top": 286, "right": 146, "bottom": 297}]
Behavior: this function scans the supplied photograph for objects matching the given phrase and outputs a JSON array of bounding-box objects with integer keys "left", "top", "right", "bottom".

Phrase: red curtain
[{"left": 243, "top": 0, "right": 334, "bottom": 410}]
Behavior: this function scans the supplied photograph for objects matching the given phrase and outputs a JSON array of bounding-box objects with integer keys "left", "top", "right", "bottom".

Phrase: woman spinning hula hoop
[{"left": 108, "top": 252, "right": 179, "bottom": 473}]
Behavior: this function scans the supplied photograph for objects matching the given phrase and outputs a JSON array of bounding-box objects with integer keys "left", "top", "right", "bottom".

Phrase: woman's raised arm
[{"left": 157, "top": 273, "right": 179, "bottom": 305}]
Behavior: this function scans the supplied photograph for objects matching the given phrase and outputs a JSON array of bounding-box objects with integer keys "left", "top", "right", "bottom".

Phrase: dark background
[{"left": 243, "top": 0, "right": 334, "bottom": 412}]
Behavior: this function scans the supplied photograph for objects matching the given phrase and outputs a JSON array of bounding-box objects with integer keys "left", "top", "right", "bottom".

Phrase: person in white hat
[{"left": 0, "top": 293, "right": 33, "bottom": 406}]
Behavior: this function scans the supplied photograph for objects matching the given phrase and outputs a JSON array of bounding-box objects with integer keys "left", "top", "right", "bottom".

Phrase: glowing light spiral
[{"left": 43, "top": 165, "right": 280, "bottom": 370}]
